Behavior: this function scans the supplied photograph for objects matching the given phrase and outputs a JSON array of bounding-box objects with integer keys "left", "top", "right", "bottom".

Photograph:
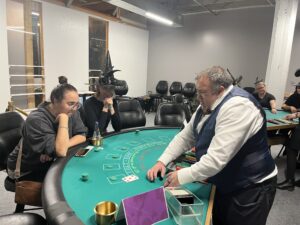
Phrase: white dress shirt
[{"left": 159, "top": 85, "right": 277, "bottom": 185}]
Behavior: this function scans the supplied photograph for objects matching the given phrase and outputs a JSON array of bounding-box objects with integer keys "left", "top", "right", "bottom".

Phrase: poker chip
[{"left": 81, "top": 173, "right": 89, "bottom": 181}]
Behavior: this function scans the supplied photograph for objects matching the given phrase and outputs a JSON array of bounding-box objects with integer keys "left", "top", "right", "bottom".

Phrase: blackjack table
[
  {"left": 265, "top": 109, "right": 298, "bottom": 131},
  {"left": 43, "top": 127, "right": 214, "bottom": 225}
]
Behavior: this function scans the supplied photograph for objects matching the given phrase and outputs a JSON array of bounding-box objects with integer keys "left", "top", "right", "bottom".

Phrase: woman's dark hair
[
  {"left": 50, "top": 84, "right": 77, "bottom": 103},
  {"left": 58, "top": 76, "right": 68, "bottom": 85}
]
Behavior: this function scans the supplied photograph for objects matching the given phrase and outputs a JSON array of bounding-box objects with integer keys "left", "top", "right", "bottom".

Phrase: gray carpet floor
[{"left": 1, "top": 112, "right": 300, "bottom": 224}]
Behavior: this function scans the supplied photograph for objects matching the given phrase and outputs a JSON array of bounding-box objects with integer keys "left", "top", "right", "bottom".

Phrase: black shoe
[
  {"left": 277, "top": 179, "right": 295, "bottom": 191},
  {"left": 294, "top": 179, "right": 300, "bottom": 187}
]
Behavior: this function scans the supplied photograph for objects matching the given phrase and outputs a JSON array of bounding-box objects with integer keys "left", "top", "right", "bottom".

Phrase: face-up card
[{"left": 122, "top": 175, "right": 139, "bottom": 183}]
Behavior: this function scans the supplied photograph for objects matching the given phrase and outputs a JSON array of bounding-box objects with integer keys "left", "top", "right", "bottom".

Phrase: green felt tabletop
[
  {"left": 265, "top": 109, "right": 298, "bottom": 128},
  {"left": 62, "top": 128, "right": 212, "bottom": 225}
]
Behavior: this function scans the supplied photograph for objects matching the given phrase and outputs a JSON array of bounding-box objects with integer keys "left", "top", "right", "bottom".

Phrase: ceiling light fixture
[{"left": 145, "top": 12, "right": 173, "bottom": 26}]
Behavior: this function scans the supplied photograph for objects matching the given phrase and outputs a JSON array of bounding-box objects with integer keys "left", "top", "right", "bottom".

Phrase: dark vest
[{"left": 193, "top": 87, "right": 275, "bottom": 194}]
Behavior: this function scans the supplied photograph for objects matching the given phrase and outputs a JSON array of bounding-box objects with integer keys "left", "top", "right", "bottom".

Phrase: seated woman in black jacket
[{"left": 84, "top": 81, "right": 121, "bottom": 137}]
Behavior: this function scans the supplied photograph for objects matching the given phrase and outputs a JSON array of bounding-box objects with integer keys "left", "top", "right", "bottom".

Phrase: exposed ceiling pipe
[
  {"left": 182, "top": 4, "right": 272, "bottom": 16},
  {"left": 193, "top": 0, "right": 218, "bottom": 16},
  {"left": 79, "top": 1, "right": 104, "bottom": 6},
  {"left": 103, "top": 0, "right": 182, "bottom": 26}
]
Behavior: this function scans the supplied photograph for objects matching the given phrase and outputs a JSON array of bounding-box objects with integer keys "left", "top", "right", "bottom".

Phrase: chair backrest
[
  {"left": 156, "top": 80, "right": 168, "bottom": 95},
  {"left": 117, "top": 99, "right": 146, "bottom": 129},
  {"left": 114, "top": 80, "right": 128, "bottom": 96},
  {"left": 154, "top": 103, "right": 188, "bottom": 127},
  {"left": 78, "top": 106, "right": 86, "bottom": 127},
  {"left": 0, "top": 213, "right": 47, "bottom": 225},
  {"left": 243, "top": 87, "right": 255, "bottom": 94},
  {"left": 173, "top": 93, "right": 184, "bottom": 104},
  {"left": 0, "top": 112, "right": 24, "bottom": 171},
  {"left": 169, "top": 81, "right": 182, "bottom": 95},
  {"left": 182, "top": 82, "right": 196, "bottom": 98}
]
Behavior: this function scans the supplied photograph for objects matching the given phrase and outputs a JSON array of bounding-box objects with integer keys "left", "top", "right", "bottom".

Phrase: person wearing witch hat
[{"left": 84, "top": 79, "right": 121, "bottom": 137}]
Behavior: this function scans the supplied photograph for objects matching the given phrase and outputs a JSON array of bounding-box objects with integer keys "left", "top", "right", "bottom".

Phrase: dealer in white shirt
[{"left": 147, "top": 66, "right": 277, "bottom": 225}]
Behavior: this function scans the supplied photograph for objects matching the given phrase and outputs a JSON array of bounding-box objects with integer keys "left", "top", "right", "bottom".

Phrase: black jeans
[
  {"left": 285, "top": 125, "right": 300, "bottom": 180},
  {"left": 213, "top": 176, "right": 277, "bottom": 225},
  {"left": 19, "top": 166, "right": 50, "bottom": 182}
]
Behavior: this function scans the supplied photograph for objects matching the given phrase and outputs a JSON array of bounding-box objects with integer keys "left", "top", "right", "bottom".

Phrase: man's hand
[
  {"left": 147, "top": 161, "right": 166, "bottom": 182},
  {"left": 271, "top": 108, "right": 277, "bottom": 114},
  {"left": 164, "top": 171, "right": 180, "bottom": 187},
  {"left": 290, "top": 106, "right": 297, "bottom": 113},
  {"left": 285, "top": 113, "right": 297, "bottom": 120}
]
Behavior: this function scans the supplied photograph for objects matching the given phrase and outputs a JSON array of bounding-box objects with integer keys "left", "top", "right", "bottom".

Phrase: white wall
[
  {"left": 287, "top": 7, "right": 300, "bottom": 94},
  {"left": 0, "top": 0, "right": 10, "bottom": 111},
  {"left": 43, "top": 2, "right": 149, "bottom": 98},
  {"left": 43, "top": 2, "right": 89, "bottom": 98},
  {"left": 147, "top": 7, "right": 275, "bottom": 93},
  {"left": 109, "top": 21, "right": 149, "bottom": 96}
]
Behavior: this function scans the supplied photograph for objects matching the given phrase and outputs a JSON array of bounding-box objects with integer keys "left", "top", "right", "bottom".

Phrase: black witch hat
[{"left": 99, "top": 50, "right": 121, "bottom": 85}]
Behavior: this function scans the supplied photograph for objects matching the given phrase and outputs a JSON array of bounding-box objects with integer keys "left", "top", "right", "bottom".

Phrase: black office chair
[
  {"left": 173, "top": 94, "right": 192, "bottom": 123},
  {"left": 155, "top": 80, "right": 168, "bottom": 96},
  {"left": 173, "top": 93, "right": 184, "bottom": 104},
  {"left": 114, "top": 80, "right": 129, "bottom": 97},
  {"left": 78, "top": 106, "right": 86, "bottom": 127},
  {"left": 169, "top": 81, "right": 182, "bottom": 95},
  {"left": 149, "top": 80, "right": 168, "bottom": 112},
  {"left": 0, "top": 112, "right": 27, "bottom": 212},
  {"left": 0, "top": 213, "right": 47, "bottom": 225},
  {"left": 182, "top": 82, "right": 196, "bottom": 99},
  {"left": 182, "top": 82, "right": 197, "bottom": 113},
  {"left": 117, "top": 99, "right": 146, "bottom": 129},
  {"left": 154, "top": 102, "right": 189, "bottom": 127},
  {"left": 243, "top": 87, "right": 255, "bottom": 94},
  {"left": 165, "top": 81, "right": 183, "bottom": 102}
]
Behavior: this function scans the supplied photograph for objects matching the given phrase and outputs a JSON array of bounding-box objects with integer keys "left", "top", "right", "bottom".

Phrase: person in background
[
  {"left": 277, "top": 112, "right": 300, "bottom": 191},
  {"left": 7, "top": 84, "right": 86, "bottom": 182},
  {"left": 84, "top": 80, "right": 121, "bottom": 137},
  {"left": 282, "top": 82, "right": 300, "bottom": 113},
  {"left": 58, "top": 75, "right": 68, "bottom": 85},
  {"left": 147, "top": 66, "right": 277, "bottom": 225},
  {"left": 253, "top": 81, "right": 277, "bottom": 114}
]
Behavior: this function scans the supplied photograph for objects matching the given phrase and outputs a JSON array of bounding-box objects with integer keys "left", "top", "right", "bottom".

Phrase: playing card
[{"left": 122, "top": 175, "right": 139, "bottom": 183}]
